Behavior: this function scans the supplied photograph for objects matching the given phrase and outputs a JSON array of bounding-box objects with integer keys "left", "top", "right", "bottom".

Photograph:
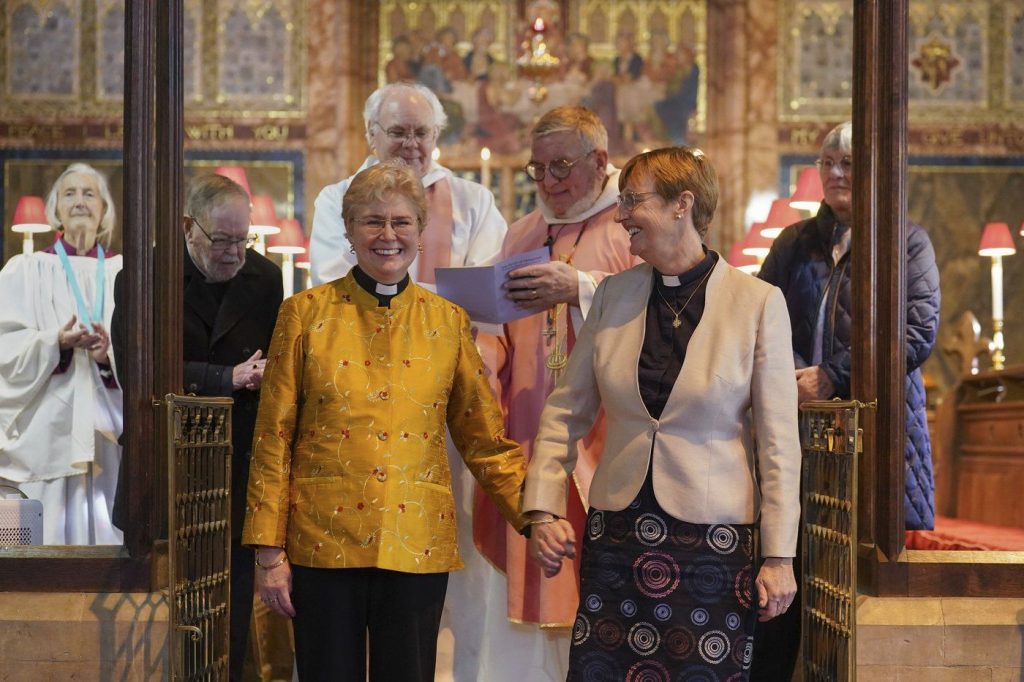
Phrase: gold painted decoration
[{"left": 911, "top": 34, "right": 961, "bottom": 92}]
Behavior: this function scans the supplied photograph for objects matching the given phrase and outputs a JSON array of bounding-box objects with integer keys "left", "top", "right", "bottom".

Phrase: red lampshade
[
  {"left": 267, "top": 218, "right": 306, "bottom": 254},
  {"left": 249, "top": 195, "right": 280, "bottom": 235},
  {"left": 760, "top": 199, "right": 803, "bottom": 239},
  {"left": 11, "top": 196, "right": 50, "bottom": 233},
  {"left": 214, "top": 166, "right": 252, "bottom": 198},
  {"left": 741, "top": 222, "right": 772, "bottom": 258},
  {"left": 728, "top": 238, "right": 759, "bottom": 274},
  {"left": 789, "top": 167, "right": 824, "bottom": 212},
  {"left": 978, "top": 222, "right": 1016, "bottom": 257}
]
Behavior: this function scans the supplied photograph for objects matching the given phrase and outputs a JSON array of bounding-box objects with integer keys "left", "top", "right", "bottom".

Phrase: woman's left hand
[{"left": 755, "top": 557, "right": 797, "bottom": 622}]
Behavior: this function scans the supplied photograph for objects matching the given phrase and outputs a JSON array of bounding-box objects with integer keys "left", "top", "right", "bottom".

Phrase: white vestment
[
  {"left": 0, "top": 251, "right": 124, "bottom": 545},
  {"left": 309, "top": 157, "right": 507, "bottom": 285}
]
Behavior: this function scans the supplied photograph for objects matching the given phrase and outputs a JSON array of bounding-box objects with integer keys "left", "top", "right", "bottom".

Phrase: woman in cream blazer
[
  {"left": 523, "top": 148, "right": 801, "bottom": 681},
  {"left": 242, "top": 162, "right": 528, "bottom": 682}
]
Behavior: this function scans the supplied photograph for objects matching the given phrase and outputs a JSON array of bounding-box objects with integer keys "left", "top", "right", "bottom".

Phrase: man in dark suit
[{"left": 113, "top": 173, "right": 283, "bottom": 680}]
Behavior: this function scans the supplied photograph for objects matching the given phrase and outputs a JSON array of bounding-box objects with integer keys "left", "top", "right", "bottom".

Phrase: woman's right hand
[
  {"left": 254, "top": 547, "right": 295, "bottom": 618},
  {"left": 527, "top": 518, "right": 576, "bottom": 578}
]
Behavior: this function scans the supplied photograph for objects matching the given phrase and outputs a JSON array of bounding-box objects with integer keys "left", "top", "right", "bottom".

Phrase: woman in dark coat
[{"left": 754, "top": 121, "right": 940, "bottom": 682}]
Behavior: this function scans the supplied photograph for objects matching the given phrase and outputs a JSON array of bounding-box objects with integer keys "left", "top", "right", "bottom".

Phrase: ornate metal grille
[
  {"left": 800, "top": 400, "right": 863, "bottom": 682},
  {"left": 166, "top": 394, "right": 233, "bottom": 681}
]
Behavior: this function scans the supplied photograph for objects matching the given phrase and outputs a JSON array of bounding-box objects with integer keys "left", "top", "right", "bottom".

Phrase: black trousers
[
  {"left": 291, "top": 565, "right": 449, "bottom": 682},
  {"left": 230, "top": 542, "right": 255, "bottom": 682}
]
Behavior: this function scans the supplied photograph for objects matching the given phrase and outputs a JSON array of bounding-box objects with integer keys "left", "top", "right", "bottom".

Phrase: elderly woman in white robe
[{"left": 0, "top": 163, "right": 123, "bottom": 545}]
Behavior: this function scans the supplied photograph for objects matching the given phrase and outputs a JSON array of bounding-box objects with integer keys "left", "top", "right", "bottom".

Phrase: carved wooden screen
[
  {"left": 800, "top": 400, "right": 865, "bottom": 682},
  {"left": 167, "top": 394, "right": 233, "bottom": 681}
]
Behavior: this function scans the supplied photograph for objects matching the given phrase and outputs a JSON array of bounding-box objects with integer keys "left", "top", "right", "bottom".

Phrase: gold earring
[
  {"left": 417, "top": 242, "right": 424, "bottom": 253},
  {"left": 675, "top": 212, "right": 683, "bottom": 219}
]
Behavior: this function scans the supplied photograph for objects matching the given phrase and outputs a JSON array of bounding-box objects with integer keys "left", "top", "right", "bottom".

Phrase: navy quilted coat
[{"left": 759, "top": 203, "right": 940, "bottom": 530}]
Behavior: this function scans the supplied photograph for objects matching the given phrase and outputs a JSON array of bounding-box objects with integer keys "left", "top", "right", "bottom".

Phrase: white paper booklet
[{"left": 435, "top": 246, "right": 549, "bottom": 324}]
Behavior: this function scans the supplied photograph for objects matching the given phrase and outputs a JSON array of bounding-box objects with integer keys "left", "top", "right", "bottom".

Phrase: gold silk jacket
[{"left": 241, "top": 272, "right": 528, "bottom": 573}]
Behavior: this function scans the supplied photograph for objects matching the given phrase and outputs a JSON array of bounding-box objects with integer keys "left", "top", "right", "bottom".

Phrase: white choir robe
[{"left": 0, "top": 250, "right": 124, "bottom": 546}]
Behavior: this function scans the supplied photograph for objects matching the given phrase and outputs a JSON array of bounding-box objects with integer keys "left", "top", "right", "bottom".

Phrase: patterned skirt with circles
[{"left": 567, "top": 473, "right": 756, "bottom": 682}]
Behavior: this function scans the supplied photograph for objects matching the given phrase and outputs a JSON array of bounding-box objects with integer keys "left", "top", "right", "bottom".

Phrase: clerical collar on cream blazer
[{"left": 538, "top": 165, "right": 621, "bottom": 225}]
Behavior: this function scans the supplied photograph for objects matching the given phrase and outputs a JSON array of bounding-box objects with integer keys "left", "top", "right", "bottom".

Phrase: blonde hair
[
  {"left": 342, "top": 161, "right": 428, "bottom": 234},
  {"left": 45, "top": 163, "right": 117, "bottom": 247},
  {"left": 619, "top": 147, "right": 719, "bottom": 239}
]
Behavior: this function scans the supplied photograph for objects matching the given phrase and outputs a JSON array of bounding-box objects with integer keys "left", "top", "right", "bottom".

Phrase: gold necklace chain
[{"left": 655, "top": 266, "right": 713, "bottom": 329}]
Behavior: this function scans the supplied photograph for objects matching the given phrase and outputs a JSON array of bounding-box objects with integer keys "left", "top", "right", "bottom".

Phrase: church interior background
[{"left": 0, "top": 0, "right": 1023, "bottom": 679}]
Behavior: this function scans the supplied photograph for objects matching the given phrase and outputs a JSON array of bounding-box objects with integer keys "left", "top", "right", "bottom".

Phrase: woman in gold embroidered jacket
[{"left": 242, "top": 161, "right": 528, "bottom": 682}]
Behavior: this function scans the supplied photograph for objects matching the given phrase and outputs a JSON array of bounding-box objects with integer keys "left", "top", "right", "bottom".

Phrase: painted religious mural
[
  {"left": 779, "top": 0, "right": 1024, "bottom": 124},
  {"left": 377, "top": 0, "right": 707, "bottom": 159},
  {"left": 0, "top": 0, "right": 306, "bottom": 120}
]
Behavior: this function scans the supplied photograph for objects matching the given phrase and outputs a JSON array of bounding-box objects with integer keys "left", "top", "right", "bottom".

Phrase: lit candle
[{"left": 480, "top": 147, "right": 492, "bottom": 191}]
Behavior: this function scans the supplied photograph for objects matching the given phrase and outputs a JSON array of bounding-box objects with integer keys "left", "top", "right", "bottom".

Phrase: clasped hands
[
  {"left": 526, "top": 514, "right": 577, "bottom": 578},
  {"left": 232, "top": 350, "right": 266, "bottom": 391},
  {"left": 58, "top": 314, "right": 110, "bottom": 364}
]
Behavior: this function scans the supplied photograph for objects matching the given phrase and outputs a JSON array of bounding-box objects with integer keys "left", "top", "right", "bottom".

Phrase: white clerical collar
[
  {"left": 540, "top": 165, "right": 621, "bottom": 224},
  {"left": 661, "top": 275, "right": 681, "bottom": 287},
  {"left": 376, "top": 282, "right": 398, "bottom": 296}
]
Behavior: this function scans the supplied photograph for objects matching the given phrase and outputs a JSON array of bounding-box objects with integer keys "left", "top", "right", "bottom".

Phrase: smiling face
[
  {"left": 819, "top": 148, "right": 853, "bottom": 223},
  {"left": 346, "top": 194, "right": 420, "bottom": 284},
  {"left": 614, "top": 169, "right": 696, "bottom": 268},
  {"left": 56, "top": 171, "right": 105, "bottom": 244},
  {"left": 367, "top": 91, "right": 438, "bottom": 179},
  {"left": 530, "top": 131, "right": 608, "bottom": 219}
]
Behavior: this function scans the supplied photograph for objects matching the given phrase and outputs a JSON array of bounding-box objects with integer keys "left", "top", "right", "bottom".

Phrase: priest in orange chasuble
[{"left": 465, "top": 107, "right": 639, "bottom": 679}]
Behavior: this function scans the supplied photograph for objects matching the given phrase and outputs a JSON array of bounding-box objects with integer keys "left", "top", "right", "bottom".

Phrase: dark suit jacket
[{"left": 111, "top": 249, "right": 283, "bottom": 538}]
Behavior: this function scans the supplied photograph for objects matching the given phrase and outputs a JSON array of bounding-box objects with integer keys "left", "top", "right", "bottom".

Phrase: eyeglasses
[
  {"left": 375, "top": 124, "right": 437, "bottom": 144},
  {"left": 615, "top": 191, "right": 659, "bottom": 213},
  {"left": 816, "top": 156, "right": 853, "bottom": 175},
  {"left": 524, "top": 150, "right": 595, "bottom": 182},
  {"left": 353, "top": 216, "right": 419, "bottom": 236},
  {"left": 189, "top": 216, "right": 257, "bottom": 251}
]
